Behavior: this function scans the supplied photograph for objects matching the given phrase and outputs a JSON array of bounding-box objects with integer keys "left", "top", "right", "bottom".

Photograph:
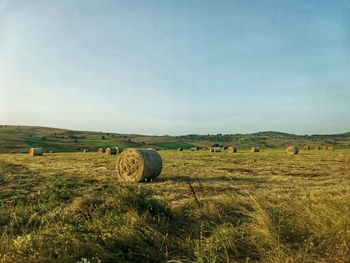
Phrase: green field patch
[{"left": 150, "top": 141, "right": 195, "bottom": 149}]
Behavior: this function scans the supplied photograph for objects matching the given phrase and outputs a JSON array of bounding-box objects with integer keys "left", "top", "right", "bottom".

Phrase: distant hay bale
[
  {"left": 29, "top": 148, "right": 43, "bottom": 156},
  {"left": 106, "top": 147, "right": 122, "bottom": 156},
  {"left": 303, "top": 145, "right": 311, "bottom": 150},
  {"left": 286, "top": 146, "right": 299, "bottom": 155},
  {"left": 327, "top": 146, "right": 334, "bottom": 151},
  {"left": 228, "top": 146, "right": 237, "bottom": 153},
  {"left": 98, "top": 148, "right": 104, "bottom": 154},
  {"left": 315, "top": 146, "right": 321, "bottom": 150},
  {"left": 116, "top": 148, "right": 162, "bottom": 182},
  {"left": 177, "top": 147, "right": 183, "bottom": 151},
  {"left": 210, "top": 147, "right": 221, "bottom": 152},
  {"left": 251, "top": 147, "right": 260, "bottom": 153},
  {"left": 105, "top": 147, "right": 116, "bottom": 155},
  {"left": 190, "top": 147, "right": 199, "bottom": 151}
]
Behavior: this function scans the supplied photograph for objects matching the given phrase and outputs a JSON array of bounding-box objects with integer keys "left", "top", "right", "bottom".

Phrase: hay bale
[
  {"left": 177, "top": 147, "right": 183, "bottom": 151},
  {"left": 228, "top": 146, "right": 237, "bottom": 153},
  {"left": 98, "top": 148, "right": 104, "bottom": 154},
  {"left": 106, "top": 147, "right": 116, "bottom": 155},
  {"left": 190, "top": 147, "right": 199, "bottom": 151},
  {"left": 315, "top": 146, "right": 321, "bottom": 150},
  {"left": 286, "top": 146, "right": 299, "bottom": 155},
  {"left": 210, "top": 147, "right": 221, "bottom": 152},
  {"left": 328, "top": 146, "right": 334, "bottom": 151},
  {"left": 251, "top": 147, "right": 260, "bottom": 153},
  {"left": 105, "top": 147, "right": 122, "bottom": 156},
  {"left": 29, "top": 148, "right": 43, "bottom": 156},
  {"left": 116, "top": 148, "right": 162, "bottom": 182},
  {"left": 303, "top": 145, "right": 311, "bottom": 150}
]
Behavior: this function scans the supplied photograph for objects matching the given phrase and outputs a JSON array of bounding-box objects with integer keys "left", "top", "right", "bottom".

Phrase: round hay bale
[
  {"left": 303, "top": 145, "right": 311, "bottom": 150},
  {"left": 29, "top": 148, "right": 43, "bottom": 156},
  {"left": 106, "top": 147, "right": 116, "bottom": 155},
  {"left": 251, "top": 147, "right": 260, "bottom": 153},
  {"left": 116, "top": 148, "right": 162, "bottom": 182},
  {"left": 228, "top": 146, "right": 237, "bottom": 153},
  {"left": 98, "top": 148, "right": 104, "bottom": 154},
  {"left": 106, "top": 147, "right": 123, "bottom": 155},
  {"left": 210, "top": 147, "right": 221, "bottom": 152},
  {"left": 177, "top": 147, "right": 183, "bottom": 151},
  {"left": 190, "top": 147, "right": 199, "bottom": 151},
  {"left": 286, "top": 146, "right": 299, "bottom": 155}
]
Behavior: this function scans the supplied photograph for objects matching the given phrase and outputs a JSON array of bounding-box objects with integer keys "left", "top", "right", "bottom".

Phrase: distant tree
[
  {"left": 102, "top": 136, "right": 106, "bottom": 140},
  {"left": 106, "top": 133, "right": 110, "bottom": 136}
]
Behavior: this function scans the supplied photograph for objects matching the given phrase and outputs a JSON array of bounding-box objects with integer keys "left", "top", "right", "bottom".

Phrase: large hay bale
[
  {"left": 228, "top": 146, "right": 237, "bottom": 153},
  {"left": 98, "top": 148, "right": 104, "bottom": 154},
  {"left": 210, "top": 147, "right": 221, "bottom": 152},
  {"left": 29, "top": 148, "right": 43, "bottom": 156},
  {"left": 116, "top": 148, "right": 162, "bottom": 182},
  {"left": 251, "top": 147, "right": 260, "bottom": 153},
  {"left": 303, "top": 145, "right": 311, "bottom": 150},
  {"left": 177, "top": 147, "right": 183, "bottom": 151},
  {"left": 286, "top": 146, "right": 299, "bottom": 155}
]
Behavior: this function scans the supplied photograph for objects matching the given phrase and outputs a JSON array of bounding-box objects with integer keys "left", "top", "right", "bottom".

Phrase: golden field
[{"left": 0, "top": 148, "right": 349, "bottom": 262}]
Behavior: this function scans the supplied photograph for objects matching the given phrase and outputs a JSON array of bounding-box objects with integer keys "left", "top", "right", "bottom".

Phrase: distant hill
[{"left": 0, "top": 125, "right": 349, "bottom": 153}]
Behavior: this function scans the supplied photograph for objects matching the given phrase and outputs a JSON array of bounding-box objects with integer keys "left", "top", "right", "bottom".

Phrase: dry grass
[{"left": 0, "top": 148, "right": 350, "bottom": 262}]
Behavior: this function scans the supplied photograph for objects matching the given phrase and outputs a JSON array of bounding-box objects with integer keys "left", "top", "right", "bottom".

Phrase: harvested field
[{"left": 0, "top": 148, "right": 349, "bottom": 262}]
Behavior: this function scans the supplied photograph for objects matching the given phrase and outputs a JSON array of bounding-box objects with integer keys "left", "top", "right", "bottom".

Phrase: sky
[{"left": 0, "top": 0, "right": 349, "bottom": 135}]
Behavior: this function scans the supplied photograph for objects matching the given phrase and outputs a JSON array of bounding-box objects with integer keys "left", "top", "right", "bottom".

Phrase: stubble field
[{"left": 0, "top": 149, "right": 349, "bottom": 262}]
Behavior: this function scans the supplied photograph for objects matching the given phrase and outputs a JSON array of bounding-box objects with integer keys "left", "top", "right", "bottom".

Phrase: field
[{"left": 1, "top": 148, "right": 350, "bottom": 262}]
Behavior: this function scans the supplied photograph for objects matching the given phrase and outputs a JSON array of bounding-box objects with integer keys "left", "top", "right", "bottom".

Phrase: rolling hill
[{"left": 0, "top": 124, "right": 350, "bottom": 153}]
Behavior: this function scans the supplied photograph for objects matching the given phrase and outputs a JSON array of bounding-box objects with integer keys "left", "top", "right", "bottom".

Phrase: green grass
[
  {"left": 1, "top": 148, "right": 350, "bottom": 262},
  {"left": 150, "top": 141, "right": 195, "bottom": 149}
]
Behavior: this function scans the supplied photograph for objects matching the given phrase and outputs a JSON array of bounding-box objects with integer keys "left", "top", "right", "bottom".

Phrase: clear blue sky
[{"left": 1, "top": 0, "right": 349, "bottom": 135}]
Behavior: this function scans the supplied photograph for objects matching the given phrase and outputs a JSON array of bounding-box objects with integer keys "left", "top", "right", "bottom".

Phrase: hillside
[{"left": 1, "top": 125, "right": 350, "bottom": 153}]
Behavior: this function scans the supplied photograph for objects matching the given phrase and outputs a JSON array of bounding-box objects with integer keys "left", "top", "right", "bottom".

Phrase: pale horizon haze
[{"left": 1, "top": 0, "right": 350, "bottom": 135}]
